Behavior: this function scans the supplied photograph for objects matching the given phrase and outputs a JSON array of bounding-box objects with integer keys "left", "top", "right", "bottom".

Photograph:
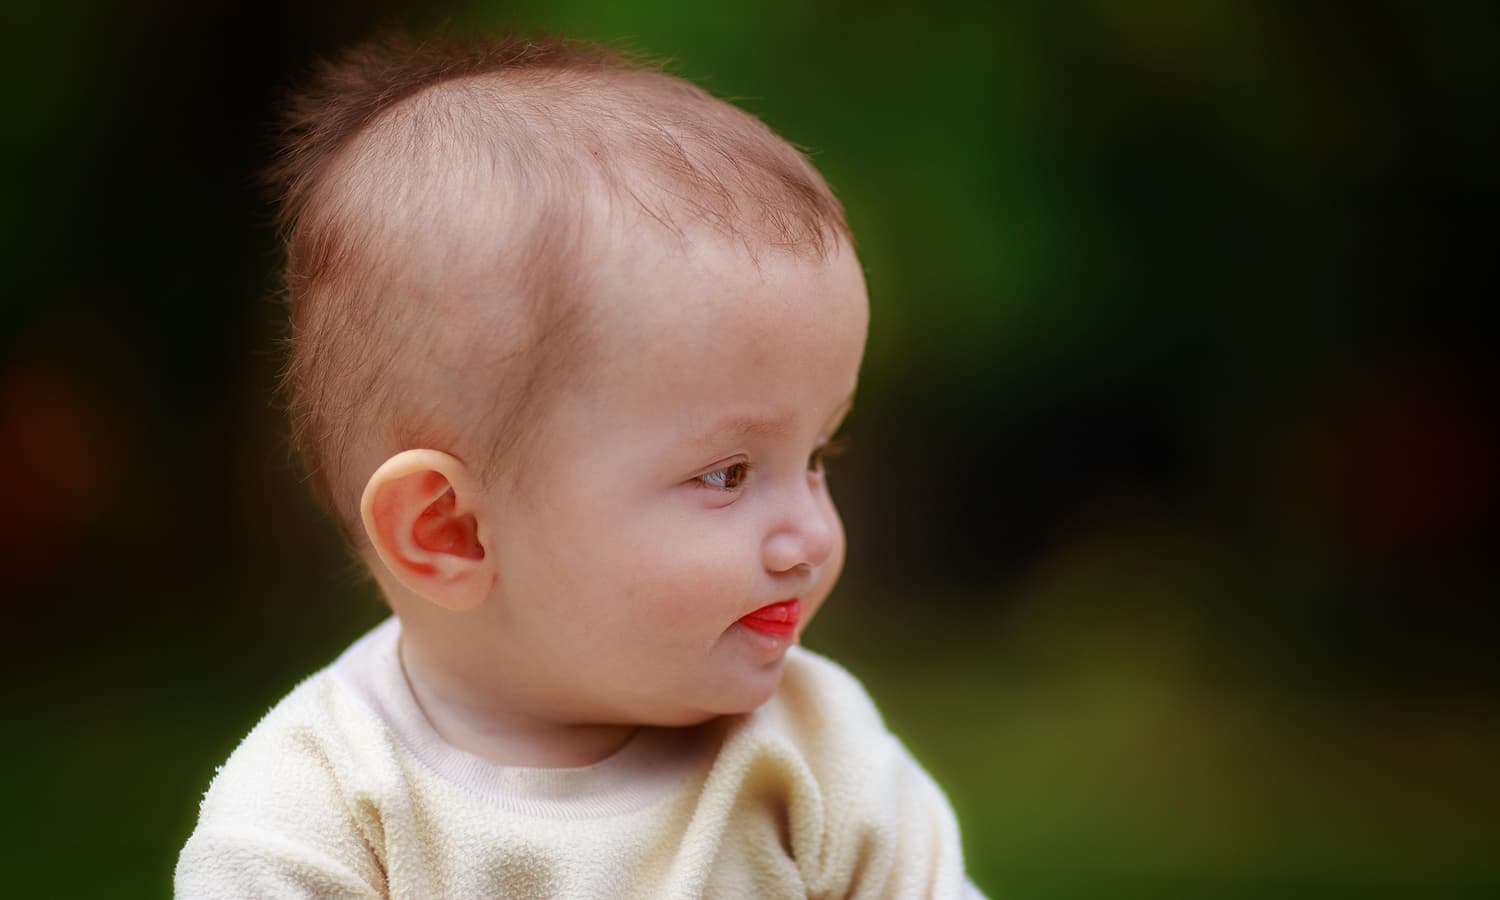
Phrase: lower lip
[{"left": 738, "top": 599, "right": 802, "bottom": 639}]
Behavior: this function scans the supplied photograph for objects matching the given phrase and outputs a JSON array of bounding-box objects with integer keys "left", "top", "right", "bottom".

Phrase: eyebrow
[
  {"left": 689, "top": 390, "right": 856, "bottom": 449},
  {"left": 691, "top": 414, "right": 796, "bottom": 448}
]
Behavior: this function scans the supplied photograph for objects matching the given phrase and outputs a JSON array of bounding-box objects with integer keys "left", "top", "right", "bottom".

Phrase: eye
[
  {"left": 698, "top": 461, "right": 751, "bottom": 491},
  {"left": 808, "top": 435, "right": 850, "bottom": 474}
]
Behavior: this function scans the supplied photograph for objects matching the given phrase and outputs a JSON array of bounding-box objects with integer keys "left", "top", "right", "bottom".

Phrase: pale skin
[{"left": 360, "top": 224, "right": 869, "bottom": 768}]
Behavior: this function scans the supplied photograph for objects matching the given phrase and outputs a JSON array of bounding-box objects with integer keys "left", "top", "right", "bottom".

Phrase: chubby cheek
[{"left": 604, "top": 520, "right": 758, "bottom": 639}]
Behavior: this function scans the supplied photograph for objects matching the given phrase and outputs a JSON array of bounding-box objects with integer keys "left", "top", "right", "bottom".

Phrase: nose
[{"left": 762, "top": 480, "right": 838, "bottom": 574}]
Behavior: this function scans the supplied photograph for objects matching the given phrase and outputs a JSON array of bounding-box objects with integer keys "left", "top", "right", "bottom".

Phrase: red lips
[{"left": 738, "top": 599, "right": 801, "bottom": 639}]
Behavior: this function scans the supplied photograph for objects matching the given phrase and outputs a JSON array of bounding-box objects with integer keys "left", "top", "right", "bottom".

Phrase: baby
[{"left": 178, "top": 32, "right": 979, "bottom": 898}]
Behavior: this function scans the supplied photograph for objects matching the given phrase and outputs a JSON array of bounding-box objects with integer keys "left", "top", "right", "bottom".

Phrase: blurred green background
[{"left": 3, "top": 1, "right": 1496, "bottom": 897}]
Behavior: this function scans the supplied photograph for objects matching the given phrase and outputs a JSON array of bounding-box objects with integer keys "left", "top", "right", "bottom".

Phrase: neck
[{"left": 397, "top": 626, "right": 638, "bottom": 769}]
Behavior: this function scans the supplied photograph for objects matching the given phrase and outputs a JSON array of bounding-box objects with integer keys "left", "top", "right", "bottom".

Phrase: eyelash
[
  {"left": 695, "top": 436, "right": 850, "bottom": 492},
  {"left": 809, "top": 435, "right": 850, "bottom": 473}
]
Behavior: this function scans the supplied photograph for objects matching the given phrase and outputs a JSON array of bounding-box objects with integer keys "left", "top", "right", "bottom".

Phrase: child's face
[{"left": 477, "top": 232, "right": 868, "bottom": 727}]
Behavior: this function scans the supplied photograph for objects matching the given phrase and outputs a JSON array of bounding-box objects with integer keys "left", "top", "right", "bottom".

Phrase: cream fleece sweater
[{"left": 177, "top": 619, "right": 979, "bottom": 898}]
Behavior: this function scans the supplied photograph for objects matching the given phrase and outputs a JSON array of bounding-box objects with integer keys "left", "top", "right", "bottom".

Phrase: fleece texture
[{"left": 177, "top": 618, "right": 979, "bottom": 898}]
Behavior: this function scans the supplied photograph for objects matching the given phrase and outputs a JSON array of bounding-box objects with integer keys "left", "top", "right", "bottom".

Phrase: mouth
[{"left": 737, "top": 599, "right": 802, "bottom": 639}]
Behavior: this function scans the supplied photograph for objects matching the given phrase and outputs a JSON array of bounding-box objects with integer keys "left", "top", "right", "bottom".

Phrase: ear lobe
[{"left": 360, "top": 449, "right": 494, "bottom": 611}]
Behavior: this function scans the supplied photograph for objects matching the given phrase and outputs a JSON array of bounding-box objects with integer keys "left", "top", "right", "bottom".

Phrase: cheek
[
  {"left": 496, "top": 495, "right": 624, "bottom": 619},
  {"left": 599, "top": 516, "right": 758, "bottom": 629}
]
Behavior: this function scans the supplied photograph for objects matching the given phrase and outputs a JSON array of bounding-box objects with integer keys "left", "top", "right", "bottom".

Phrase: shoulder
[
  {"left": 176, "top": 625, "right": 406, "bottom": 897},
  {"left": 725, "top": 646, "right": 971, "bottom": 897},
  {"left": 720, "top": 645, "right": 919, "bottom": 817},
  {"left": 761, "top": 645, "right": 891, "bottom": 752},
  {"left": 743, "top": 646, "right": 914, "bottom": 821},
  {"left": 195, "top": 622, "right": 408, "bottom": 810},
  {"left": 195, "top": 666, "right": 393, "bottom": 804},
  {"left": 780, "top": 644, "right": 877, "bottom": 709}
]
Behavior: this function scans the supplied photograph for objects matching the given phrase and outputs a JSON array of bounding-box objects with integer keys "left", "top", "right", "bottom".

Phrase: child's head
[{"left": 269, "top": 34, "right": 868, "bottom": 729}]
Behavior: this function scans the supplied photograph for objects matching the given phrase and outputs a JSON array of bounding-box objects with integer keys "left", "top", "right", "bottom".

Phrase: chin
[
  {"left": 652, "top": 681, "right": 782, "bottom": 726},
  {"left": 712, "top": 672, "right": 785, "bottom": 717},
  {"left": 653, "top": 709, "right": 723, "bottom": 728}
]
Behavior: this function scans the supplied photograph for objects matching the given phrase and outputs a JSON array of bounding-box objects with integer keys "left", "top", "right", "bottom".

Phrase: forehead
[
  {"left": 551, "top": 226, "right": 868, "bottom": 437},
  {"left": 597, "top": 222, "right": 864, "bottom": 350}
]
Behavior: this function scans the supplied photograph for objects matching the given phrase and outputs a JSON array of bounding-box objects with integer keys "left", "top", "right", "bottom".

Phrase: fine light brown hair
[{"left": 264, "top": 32, "right": 852, "bottom": 544}]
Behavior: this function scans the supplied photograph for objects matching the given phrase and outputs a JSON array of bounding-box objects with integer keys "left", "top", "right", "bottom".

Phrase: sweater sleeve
[{"left": 175, "top": 680, "right": 388, "bottom": 899}]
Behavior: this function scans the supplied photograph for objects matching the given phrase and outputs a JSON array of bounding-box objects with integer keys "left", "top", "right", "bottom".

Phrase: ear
[{"left": 360, "top": 449, "right": 494, "bottom": 612}]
